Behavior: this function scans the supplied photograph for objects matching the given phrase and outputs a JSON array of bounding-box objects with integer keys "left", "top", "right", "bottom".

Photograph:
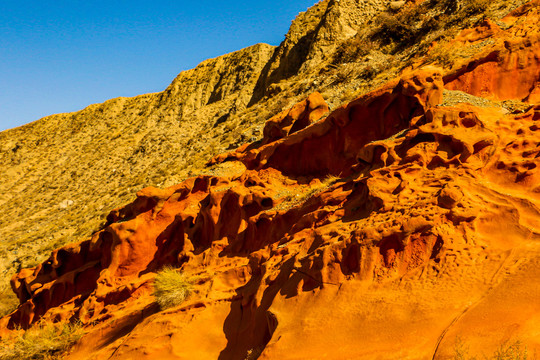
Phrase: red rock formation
[
  {"left": 444, "top": 4, "right": 540, "bottom": 102},
  {"left": 209, "top": 92, "right": 329, "bottom": 166},
  {"left": 3, "top": 67, "right": 443, "bottom": 330},
  {"left": 2, "top": 10, "right": 540, "bottom": 356},
  {"left": 214, "top": 67, "right": 444, "bottom": 178},
  {"left": 262, "top": 92, "right": 329, "bottom": 144}
]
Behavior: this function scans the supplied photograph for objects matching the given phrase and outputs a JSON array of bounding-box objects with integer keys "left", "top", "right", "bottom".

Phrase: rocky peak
[
  {"left": 162, "top": 43, "right": 275, "bottom": 118},
  {"left": 251, "top": 0, "right": 387, "bottom": 101}
]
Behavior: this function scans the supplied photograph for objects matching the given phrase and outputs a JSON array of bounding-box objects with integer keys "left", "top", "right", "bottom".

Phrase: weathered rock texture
[
  {"left": 262, "top": 92, "right": 329, "bottom": 144},
  {"left": 3, "top": 55, "right": 540, "bottom": 358},
  {"left": 1, "top": 1, "right": 540, "bottom": 359},
  {"left": 444, "top": 14, "right": 540, "bottom": 102},
  {"left": 251, "top": 0, "right": 387, "bottom": 101},
  {"left": 0, "top": 43, "right": 275, "bottom": 279},
  {"left": 0, "top": 0, "right": 533, "bottom": 285}
]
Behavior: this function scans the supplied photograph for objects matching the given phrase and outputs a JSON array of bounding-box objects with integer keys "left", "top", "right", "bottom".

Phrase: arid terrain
[{"left": 1, "top": 0, "right": 539, "bottom": 359}]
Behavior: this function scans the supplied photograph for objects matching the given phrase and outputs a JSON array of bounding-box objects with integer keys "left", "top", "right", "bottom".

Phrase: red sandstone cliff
[{"left": 1, "top": 1, "right": 540, "bottom": 360}]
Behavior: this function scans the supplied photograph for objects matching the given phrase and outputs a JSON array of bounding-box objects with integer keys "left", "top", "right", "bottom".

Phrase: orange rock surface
[
  {"left": 262, "top": 92, "right": 329, "bottom": 144},
  {"left": 209, "top": 92, "right": 329, "bottom": 166},
  {"left": 2, "top": 5, "right": 540, "bottom": 359},
  {"left": 444, "top": 4, "right": 540, "bottom": 102}
]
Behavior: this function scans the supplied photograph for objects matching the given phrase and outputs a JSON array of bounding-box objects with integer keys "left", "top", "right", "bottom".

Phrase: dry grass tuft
[
  {"left": 333, "top": 37, "right": 374, "bottom": 64},
  {"left": 245, "top": 346, "right": 263, "bottom": 360},
  {"left": 0, "top": 322, "right": 83, "bottom": 360},
  {"left": 0, "top": 283, "right": 18, "bottom": 318},
  {"left": 454, "top": 337, "right": 533, "bottom": 360},
  {"left": 271, "top": 174, "right": 342, "bottom": 212},
  {"left": 491, "top": 340, "right": 530, "bottom": 360},
  {"left": 153, "top": 266, "right": 195, "bottom": 310}
]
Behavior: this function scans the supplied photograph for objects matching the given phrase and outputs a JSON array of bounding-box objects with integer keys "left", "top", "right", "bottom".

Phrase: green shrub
[
  {"left": 0, "top": 322, "right": 83, "bottom": 360},
  {"left": 153, "top": 266, "right": 194, "bottom": 310}
]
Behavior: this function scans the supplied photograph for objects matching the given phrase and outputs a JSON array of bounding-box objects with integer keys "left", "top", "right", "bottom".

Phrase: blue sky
[{"left": 0, "top": 0, "right": 317, "bottom": 131}]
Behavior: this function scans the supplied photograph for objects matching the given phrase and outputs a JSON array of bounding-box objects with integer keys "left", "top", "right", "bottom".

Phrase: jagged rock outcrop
[
  {"left": 1, "top": 1, "right": 540, "bottom": 359},
  {"left": 219, "top": 67, "right": 443, "bottom": 176},
  {"left": 1, "top": 0, "right": 533, "bottom": 296},
  {"left": 251, "top": 0, "right": 386, "bottom": 101},
  {"left": 3, "top": 53, "right": 540, "bottom": 358},
  {"left": 162, "top": 43, "right": 276, "bottom": 117},
  {"left": 262, "top": 92, "right": 329, "bottom": 144},
  {"left": 4, "top": 65, "right": 445, "bottom": 330},
  {"left": 443, "top": 5, "right": 540, "bottom": 102},
  {"left": 0, "top": 43, "right": 275, "bottom": 282},
  {"left": 208, "top": 91, "right": 330, "bottom": 165}
]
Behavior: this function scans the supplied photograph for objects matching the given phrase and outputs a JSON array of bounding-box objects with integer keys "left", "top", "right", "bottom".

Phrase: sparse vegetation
[
  {"left": 0, "top": 43, "right": 275, "bottom": 296},
  {"left": 333, "top": 37, "right": 374, "bottom": 64},
  {"left": 153, "top": 266, "right": 195, "bottom": 310},
  {"left": 461, "top": 0, "right": 491, "bottom": 17},
  {"left": 454, "top": 337, "right": 471, "bottom": 360},
  {"left": 373, "top": 10, "right": 419, "bottom": 48},
  {"left": 0, "top": 322, "right": 84, "bottom": 360},
  {"left": 0, "top": 0, "right": 537, "bottom": 358},
  {"left": 245, "top": 346, "right": 263, "bottom": 360},
  {"left": 0, "top": 283, "right": 18, "bottom": 318},
  {"left": 272, "top": 174, "right": 342, "bottom": 212},
  {"left": 492, "top": 341, "right": 531, "bottom": 360},
  {"left": 0, "top": 0, "right": 520, "bottom": 299},
  {"left": 453, "top": 337, "right": 534, "bottom": 360},
  {"left": 370, "top": 0, "right": 493, "bottom": 54},
  {"left": 428, "top": 41, "right": 458, "bottom": 68}
]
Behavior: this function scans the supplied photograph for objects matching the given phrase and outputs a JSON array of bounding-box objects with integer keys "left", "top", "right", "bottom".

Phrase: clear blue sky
[{"left": 0, "top": 0, "right": 317, "bottom": 131}]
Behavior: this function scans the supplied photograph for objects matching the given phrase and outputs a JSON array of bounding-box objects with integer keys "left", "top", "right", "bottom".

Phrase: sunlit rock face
[{"left": 1, "top": 1, "right": 540, "bottom": 359}]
